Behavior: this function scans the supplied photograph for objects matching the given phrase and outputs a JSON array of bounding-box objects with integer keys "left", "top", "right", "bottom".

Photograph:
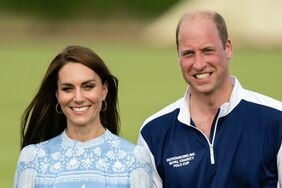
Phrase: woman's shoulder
[
  {"left": 18, "top": 144, "right": 38, "bottom": 164},
  {"left": 105, "top": 130, "right": 135, "bottom": 149},
  {"left": 105, "top": 130, "right": 151, "bottom": 164},
  {"left": 18, "top": 133, "right": 63, "bottom": 163}
]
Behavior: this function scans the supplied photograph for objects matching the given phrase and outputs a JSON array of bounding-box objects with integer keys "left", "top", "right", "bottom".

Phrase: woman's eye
[
  {"left": 84, "top": 84, "right": 95, "bottom": 90},
  {"left": 61, "top": 87, "right": 72, "bottom": 92}
]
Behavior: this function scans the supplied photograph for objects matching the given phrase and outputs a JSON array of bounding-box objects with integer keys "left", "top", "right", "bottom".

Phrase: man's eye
[
  {"left": 182, "top": 51, "right": 193, "bottom": 57},
  {"left": 204, "top": 49, "right": 214, "bottom": 54}
]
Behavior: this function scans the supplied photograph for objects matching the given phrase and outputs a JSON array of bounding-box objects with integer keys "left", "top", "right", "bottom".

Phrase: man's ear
[{"left": 225, "top": 39, "right": 233, "bottom": 60}]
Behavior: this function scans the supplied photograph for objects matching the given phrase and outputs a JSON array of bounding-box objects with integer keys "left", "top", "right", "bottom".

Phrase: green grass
[{"left": 1, "top": 38, "right": 281, "bottom": 187}]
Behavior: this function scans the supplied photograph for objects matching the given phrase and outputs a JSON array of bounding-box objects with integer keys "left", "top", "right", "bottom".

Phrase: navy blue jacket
[{"left": 138, "top": 77, "right": 282, "bottom": 188}]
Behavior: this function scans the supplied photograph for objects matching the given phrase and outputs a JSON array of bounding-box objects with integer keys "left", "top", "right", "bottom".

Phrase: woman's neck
[{"left": 66, "top": 124, "right": 106, "bottom": 142}]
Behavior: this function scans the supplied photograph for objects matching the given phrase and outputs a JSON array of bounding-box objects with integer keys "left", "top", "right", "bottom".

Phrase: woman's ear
[{"left": 102, "top": 81, "right": 108, "bottom": 100}]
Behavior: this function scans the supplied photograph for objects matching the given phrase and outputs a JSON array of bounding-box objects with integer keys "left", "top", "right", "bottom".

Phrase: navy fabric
[{"left": 141, "top": 100, "right": 282, "bottom": 188}]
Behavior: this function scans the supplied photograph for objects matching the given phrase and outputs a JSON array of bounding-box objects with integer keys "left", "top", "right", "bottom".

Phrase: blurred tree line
[{"left": 0, "top": 0, "right": 181, "bottom": 21}]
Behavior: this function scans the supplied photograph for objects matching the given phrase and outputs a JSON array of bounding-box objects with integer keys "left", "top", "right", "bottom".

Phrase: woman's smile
[{"left": 71, "top": 105, "right": 91, "bottom": 113}]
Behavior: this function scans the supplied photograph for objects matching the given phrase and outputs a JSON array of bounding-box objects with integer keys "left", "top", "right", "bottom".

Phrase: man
[{"left": 138, "top": 9, "right": 282, "bottom": 188}]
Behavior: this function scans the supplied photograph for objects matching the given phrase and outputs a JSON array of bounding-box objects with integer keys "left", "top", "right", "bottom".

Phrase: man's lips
[{"left": 194, "top": 72, "right": 212, "bottom": 79}]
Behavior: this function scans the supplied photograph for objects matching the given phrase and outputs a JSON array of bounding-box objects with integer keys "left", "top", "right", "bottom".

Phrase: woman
[{"left": 14, "top": 45, "right": 152, "bottom": 188}]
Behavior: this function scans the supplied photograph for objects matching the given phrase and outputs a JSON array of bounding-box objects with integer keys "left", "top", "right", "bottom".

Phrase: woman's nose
[{"left": 73, "top": 89, "right": 84, "bottom": 103}]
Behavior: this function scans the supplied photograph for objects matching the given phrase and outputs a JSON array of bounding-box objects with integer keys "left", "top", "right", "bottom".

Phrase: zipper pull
[{"left": 210, "top": 145, "right": 215, "bottom": 164}]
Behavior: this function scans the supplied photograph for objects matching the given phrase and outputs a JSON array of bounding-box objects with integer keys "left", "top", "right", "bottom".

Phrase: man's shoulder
[
  {"left": 242, "top": 89, "right": 282, "bottom": 112},
  {"left": 141, "top": 98, "right": 184, "bottom": 130}
]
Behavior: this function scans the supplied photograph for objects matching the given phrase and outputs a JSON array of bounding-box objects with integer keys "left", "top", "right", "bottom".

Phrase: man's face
[{"left": 177, "top": 16, "right": 232, "bottom": 96}]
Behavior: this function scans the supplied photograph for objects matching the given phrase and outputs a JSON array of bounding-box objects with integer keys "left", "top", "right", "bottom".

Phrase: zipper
[
  {"left": 188, "top": 110, "right": 220, "bottom": 165},
  {"left": 209, "top": 145, "right": 215, "bottom": 164},
  {"left": 188, "top": 125, "right": 216, "bottom": 165}
]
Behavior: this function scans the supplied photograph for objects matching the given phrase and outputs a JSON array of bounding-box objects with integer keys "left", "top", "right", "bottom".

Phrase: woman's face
[{"left": 56, "top": 62, "right": 107, "bottom": 129}]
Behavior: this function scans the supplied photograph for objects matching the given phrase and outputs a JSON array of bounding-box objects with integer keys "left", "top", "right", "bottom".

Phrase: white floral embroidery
[
  {"left": 14, "top": 130, "right": 152, "bottom": 187},
  {"left": 81, "top": 155, "right": 94, "bottom": 169},
  {"left": 51, "top": 152, "right": 60, "bottom": 160},
  {"left": 93, "top": 147, "right": 102, "bottom": 156},
  {"left": 67, "top": 158, "right": 79, "bottom": 170},
  {"left": 65, "top": 148, "right": 74, "bottom": 157},
  {"left": 75, "top": 147, "right": 85, "bottom": 156},
  {"left": 39, "top": 158, "right": 49, "bottom": 173},
  {"left": 38, "top": 148, "right": 46, "bottom": 158},
  {"left": 108, "top": 139, "right": 120, "bottom": 148},
  {"left": 125, "top": 155, "right": 135, "bottom": 166},
  {"left": 50, "top": 162, "right": 61, "bottom": 173},
  {"left": 95, "top": 158, "right": 109, "bottom": 171},
  {"left": 117, "top": 150, "right": 127, "bottom": 159},
  {"left": 112, "top": 160, "right": 125, "bottom": 172},
  {"left": 106, "top": 150, "right": 115, "bottom": 159}
]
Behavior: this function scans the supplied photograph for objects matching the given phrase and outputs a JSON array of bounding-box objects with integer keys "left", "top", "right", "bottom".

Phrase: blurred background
[{"left": 1, "top": 0, "right": 281, "bottom": 187}]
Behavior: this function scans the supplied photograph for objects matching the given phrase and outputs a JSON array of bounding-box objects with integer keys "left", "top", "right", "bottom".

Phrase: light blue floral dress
[{"left": 14, "top": 129, "right": 152, "bottom": 188}]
